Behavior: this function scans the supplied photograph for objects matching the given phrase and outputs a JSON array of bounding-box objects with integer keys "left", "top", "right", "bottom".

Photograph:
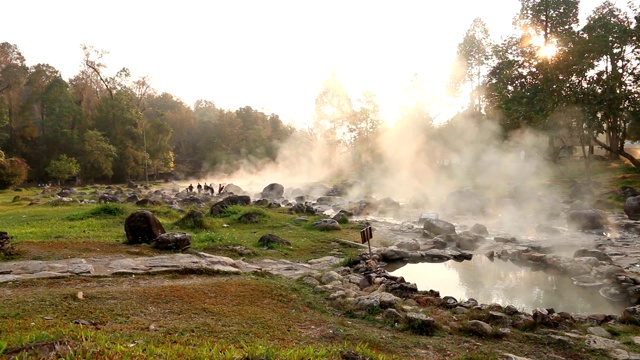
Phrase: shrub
[
  {"left": 0, "top": 157, "right": 28, "bottom": 190},
  {"left": 174, "top": 210, "right": 208, "bottom": 230},
  {"left": 67, "top": 203, "right": 126, "bottom": 220}
]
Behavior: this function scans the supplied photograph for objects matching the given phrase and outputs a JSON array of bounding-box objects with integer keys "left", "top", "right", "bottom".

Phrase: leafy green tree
[
  {"left": 145, "top": 93, "right": 195, "bottom": 176},
  {"left": 46, "top": 154, "right": 80, "bottom": 185},
  {"left": 348, "top": 91, "right": 382, "bottom": 170},
  {"left": 0, "top": 155, "right": 28, "bottom": 189},
  {"left": 485, "top": 0, "right": 579, "bottom": 142},
  {"left": 79, "top": 130, "right": 117, "bottom": 182},
  {"left": 576, "top": 1, "right": 640, "bottom": 165},
  {"left": 0, "top": 42, "right": 28, "bottom": 153},
  {"left": 312, "top": 73, "right": 354, "bottom": 150},
  {"left": 145, "top": 119, "right": 174, "bottom": 179},
  {"left": 450, "top": 18, "right": 493, "bottom": 112},
  {"left": 518, "top": 0, "right": 579, "bottom": 42}
]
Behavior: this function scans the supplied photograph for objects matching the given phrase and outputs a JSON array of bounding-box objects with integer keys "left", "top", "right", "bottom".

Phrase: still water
[{"left": 388, "top": 256, "right": 626, "bottom": 315}]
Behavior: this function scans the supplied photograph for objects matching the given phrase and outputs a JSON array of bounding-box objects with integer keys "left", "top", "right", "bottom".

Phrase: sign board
[{"left": 360, "top": 226, "right": 373, "bottom": 244}]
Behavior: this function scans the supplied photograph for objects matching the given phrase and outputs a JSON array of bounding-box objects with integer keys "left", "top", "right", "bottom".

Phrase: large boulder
[
  {"left": 454, "top": 233, "right": 485, "bottom": 251},
  {"left": 423, "top": 218, "right": 456, "bottom": 237},
  {"left": 124, "top": 210, "right": 166, "bottom": 244},
  {"left": 209, "top": 195, "right": 251, "bottom": 215},
  {"left": 624, "top": 195, "right": 640, "bottom": 220},
  {"left": 618, "top": 186, "right": 640, "bottom": 199},
  {"left": 222, "top": 183, "right": 244, "bottom": 195},
  {"left": 567, "top": 209, "right": 608, "bottom": 230},
  {"left": 260, "top": 183, "right": 284, "bottom": 200}
]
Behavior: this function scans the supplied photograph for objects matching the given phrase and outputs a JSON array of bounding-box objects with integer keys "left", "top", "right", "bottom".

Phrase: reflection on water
[{"left": 388, "top": 256, "right": 626, "bottom": 315}]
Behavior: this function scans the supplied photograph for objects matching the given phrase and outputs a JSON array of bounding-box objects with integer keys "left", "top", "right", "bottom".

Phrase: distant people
[
  {"left": 204, "top": 183, "right": 215, "bottom": 195},
  {"left": 197, "top": 183, "right": 203, "bottom": 194},
  {"left": 188, "top": 184, "right": 194, "bottom": 193},
  {"left": 218, "top": 184, "right": 225, "bottom": 194}
]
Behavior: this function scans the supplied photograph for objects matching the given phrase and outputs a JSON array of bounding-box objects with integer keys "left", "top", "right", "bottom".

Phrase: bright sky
[{"left": 5, "top": 0, "right": 615, "bottom": 128}]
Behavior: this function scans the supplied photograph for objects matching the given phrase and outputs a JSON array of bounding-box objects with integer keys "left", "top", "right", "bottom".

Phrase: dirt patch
[
  {"left": 4, "top": 340, "right": 80, "bottom": 359},
  {"left": 13, "top": 240, "right": 164, "bottom": 261}
]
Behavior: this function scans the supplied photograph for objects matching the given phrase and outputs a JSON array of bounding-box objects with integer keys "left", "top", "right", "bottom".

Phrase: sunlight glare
[
  {"left": 536, "top": 39, "right": 558, "bottom": 60},
  {"left": 522, "top": 26, "right": 558, "bottom": 60}
]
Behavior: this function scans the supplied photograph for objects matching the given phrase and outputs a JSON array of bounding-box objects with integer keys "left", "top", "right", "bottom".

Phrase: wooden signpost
[{"left": 360, "top": 226, "right": 373, "bottom": 257}]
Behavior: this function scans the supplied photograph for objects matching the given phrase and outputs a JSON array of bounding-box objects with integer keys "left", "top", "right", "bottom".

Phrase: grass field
[{"left": 1, "top": 159, "right": 639, "bottom": 359}]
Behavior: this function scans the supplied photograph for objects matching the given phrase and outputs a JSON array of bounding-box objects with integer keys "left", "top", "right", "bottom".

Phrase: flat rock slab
[
  {"left": 237, "top": 256, "right": 343, "bottom": 279},
  {"left": 0, "top": 253, "right": 242, "bottom": 283},
  {"left": 0, "top": 254, "right": 344, "bottom": 283}
]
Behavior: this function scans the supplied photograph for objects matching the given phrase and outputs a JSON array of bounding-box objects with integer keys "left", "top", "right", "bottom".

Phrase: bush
[
  {"left": 222, "top": 206, "right": 269, "bottom": 223},
  {"left": 174, "top": 210, "right": 208, "bottom": 230},
  {"left": 0, "top": 157, "right": 28, "bottom": 190},
  {"left": 67, "top": 203, "right": 126, "bottom": 220}
]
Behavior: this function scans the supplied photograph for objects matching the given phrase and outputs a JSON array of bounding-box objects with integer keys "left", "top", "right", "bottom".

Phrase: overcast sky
[{"left": 4, "top": 0, "right": 622, "bottom": 127}]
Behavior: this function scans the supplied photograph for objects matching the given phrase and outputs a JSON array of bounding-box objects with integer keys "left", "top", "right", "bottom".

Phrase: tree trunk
[{"left": 593, "top": 135, "right": 640, "bottom": 169}]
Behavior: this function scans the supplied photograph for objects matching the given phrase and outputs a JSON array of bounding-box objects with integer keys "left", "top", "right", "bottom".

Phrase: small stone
[
  {"left": 77, "top": 291, "right": 84, "bottom": 300},
  {"left": 453, "top": 306, "right": 469, "bottom": 315},
  {"left": 467, "top": 320, "right": 493, "bottom": 337},
  {"left": 588, "top": 327, "right": 612, "bottom": 338}
]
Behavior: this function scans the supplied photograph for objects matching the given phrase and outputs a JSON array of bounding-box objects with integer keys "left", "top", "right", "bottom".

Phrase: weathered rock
[
  {"left": 316, "top": 196, "right": 346, "bottom": 206},
  {"left": 469, "top": 223, "right": 489, "bottom": 235},
  {"left": 422, "top": 249, "right": 452, "bottom": 262},
  {"left": 574, "top": 248, "right": 613, "bottom": 263},
  {"left": 377, "top": 197, "right": 401, "bottom": 213},
  {"left": 588, "top": 327, "right": 612, "bottom": 338},
  {"left": 382, "top": 308, "right": 403, "bottom": 321},
  {"left": 321, "top": 271, "right": 343, "bottom": 284},
  {"left": 209, "top": 195, "right": 252, "bottom": 215},
  {"left": 221, "top": 184, "right": 244, "bottom": 194},
  {"left": 502, "top": 353, "right": 533, "bottom": 360},
  {"left": 625, "top": 196, "right": 640, "bottom": 220},
  {"left": 622, "top": 305, "right": 640, "bottom": 323},
  {"left": 404, "top": 312, "right": 438, "bottom": 335},
  {"left": 395, "top": 239, "right": 420, "bottom": 251},
  {"left": 313, "top": 219, "right": 341, "bottom": 231},
  {"left": 455, "top": 233, "right": 484, "bottom": 251},
  {"left": 423, "top": 218, "right": 456, "bottom": 237},
  {"left": 180, "top": 196, "right": 203, "bottom": 206},
  {"left": 289, "top": 203, "right": 316, "bottom": 215},
  {"left": 261, "top": 183, "right": 284, "bottom": 200},
  {"left": 567, "top": 209, "right": 608, "bottom": 230},
  {"left": 619, "top": 186, "right": 640, "bottom": 199},
  {"left": 466, "top": 320, "right": 493, "bottom": 337},
  {"left": 584, "top": 334, "right": 624, "bottom": 352},
  {"left": 124, "top": 210, "right": 166, "bottom": 244},
  {"left": 258, "top": 233, "right": 292, "bottom": 248},
  {"left": 136, "top": 198, "right": 160, "bottom": 206},
  {"left": 354, "top": 292, "right": 401, "bottom": 309},
  {"left": 98, "top": 194, "right": 120, "bottom": 203},
  {"left": 152, "top": 232, "right": 191, "bottom": 251}
]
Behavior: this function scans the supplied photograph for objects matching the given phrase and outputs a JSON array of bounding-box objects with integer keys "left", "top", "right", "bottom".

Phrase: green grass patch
[{"left": 66, "top": 203, "right": 127, "bottom": 220}]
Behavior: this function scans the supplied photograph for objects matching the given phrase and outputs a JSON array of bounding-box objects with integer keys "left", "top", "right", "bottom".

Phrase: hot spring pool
[{"left": 388, "top": 255, "right": 626, "bottom": 315}]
